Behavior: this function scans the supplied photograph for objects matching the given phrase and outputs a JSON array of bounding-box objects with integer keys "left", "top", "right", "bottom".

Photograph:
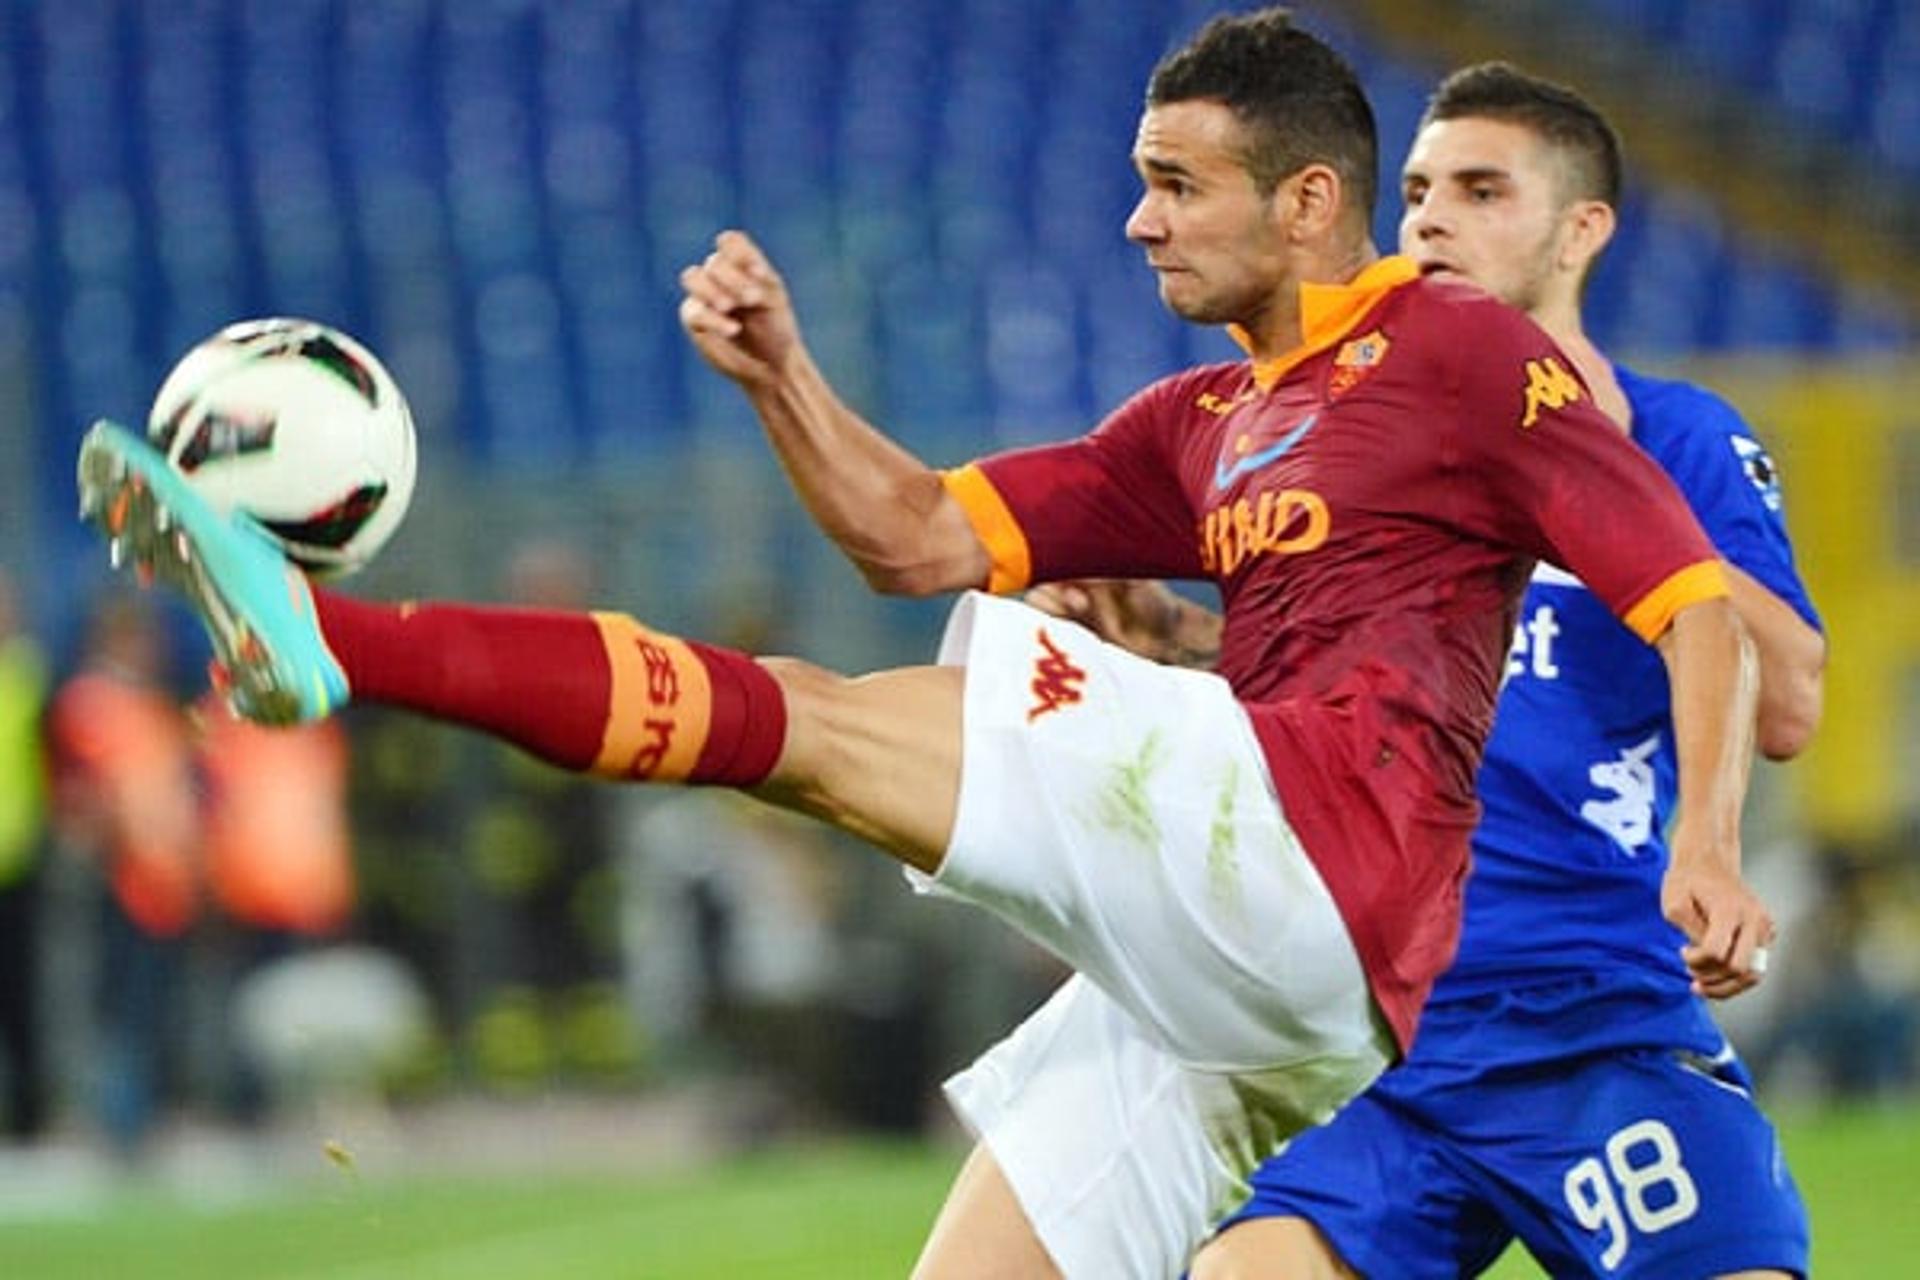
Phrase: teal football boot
[{"left": 76, "top": 419, "right": 349, "bottom": 724}]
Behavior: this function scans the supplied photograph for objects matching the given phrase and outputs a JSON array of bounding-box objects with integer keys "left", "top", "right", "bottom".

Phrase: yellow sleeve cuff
[
  {"left": 941, "top": 464, "right": 1032, "bottom": 595},
  {"left": 1621, "top": 560, "right": 1730, "bottom": 642}
]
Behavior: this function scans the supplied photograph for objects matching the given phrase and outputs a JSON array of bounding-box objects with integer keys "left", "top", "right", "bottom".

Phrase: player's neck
[
  {"left": 1532, "top": 308, "right": 1631, "bottom": 429},
  {"left": 1245, "top": 238, "right": 1380, "bottom": 360}
]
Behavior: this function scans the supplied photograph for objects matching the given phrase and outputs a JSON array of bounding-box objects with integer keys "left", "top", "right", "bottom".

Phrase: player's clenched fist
[
  {"left": 1662, "top": 854, "right": 1774, "bottom": 1000},
  {"left": 678, "top": 230, "right": 802, "bottom": 389}
]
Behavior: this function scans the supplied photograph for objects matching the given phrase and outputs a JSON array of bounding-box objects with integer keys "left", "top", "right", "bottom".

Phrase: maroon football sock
[{"left": 310, "top": 591, "right": 787, "bottom": 785}]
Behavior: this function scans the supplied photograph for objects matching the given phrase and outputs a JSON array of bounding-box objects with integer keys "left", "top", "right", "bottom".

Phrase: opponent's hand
[
  {"left": 1029, "top": 579, "right": 1221, "bottom": 671},
  {"left": 679, "top": 230, "right": 801, "bottom": 389},
  {"left": 1026, "top": 579, "right": 1211, "bottom": 668},
  {"left": 1662, "top": 850, "right": 1774, "bottom": 1000}
]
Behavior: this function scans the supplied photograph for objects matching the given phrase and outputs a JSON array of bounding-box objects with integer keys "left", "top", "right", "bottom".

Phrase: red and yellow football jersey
[{"left": 943, "top": 256, "right": 1726, "bottom": 1048}]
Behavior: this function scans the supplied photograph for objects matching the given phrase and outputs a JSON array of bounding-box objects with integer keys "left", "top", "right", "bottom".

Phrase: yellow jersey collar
[{"left": 1230, "top": 255, "right": 1420, "bottom": 391}]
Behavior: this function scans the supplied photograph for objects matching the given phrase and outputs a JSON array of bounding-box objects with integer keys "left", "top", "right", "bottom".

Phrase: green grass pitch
[{"left": 0, "top": 1100, "right": 1912, "bottom": 1276}]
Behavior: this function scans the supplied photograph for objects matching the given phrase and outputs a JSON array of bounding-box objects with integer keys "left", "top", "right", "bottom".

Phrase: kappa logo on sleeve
[
  {"left": 1518, "top": 357, "right": 1584, "bottom": 428},
  {"left": 1028, "top": 628, "right": 1088, "bottom": 722},
  {"left": 1196, "top": 387, "right": 1258, "bottom": 416}
]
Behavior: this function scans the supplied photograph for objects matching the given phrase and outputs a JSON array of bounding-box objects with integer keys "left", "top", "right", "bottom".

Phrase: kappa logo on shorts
[
  {"left": 1028, "top": 628, "right": 1088, "bottom": 722},
  {"left": 1519, "top": 356, "right": 1584, "bottom": 428}
]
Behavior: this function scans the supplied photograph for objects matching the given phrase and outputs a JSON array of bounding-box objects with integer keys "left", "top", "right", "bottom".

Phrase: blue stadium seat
[
  {"left": 1563, "top": 0, "right": 1913, "bottom": 161},
  {"left": 1718, "top": 255, "right": 1836, "bottom": 350},
  {"left": 982, "top": 260, "right": 1084, "bottom": 444},
  {"left": 1870, "top": 13, "right": 1920, "bottom": 175},
  {"left": 873, "top": 258, "right": 991, "bottom": 437},
  {"left": 1082, "top": 249, "right": 1186, "bottom": 409},
  {"left": 1578, "top": 0, "right": 1688, "bottom": 41},
  {"left": 1771, "top": 13, "right": 1865, "bottom": 131},
  {"left": 1679, "top": 0, "right": 1782, "bottom": 92}
]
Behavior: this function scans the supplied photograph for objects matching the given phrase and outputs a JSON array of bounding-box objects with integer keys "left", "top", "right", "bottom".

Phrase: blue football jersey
[
  {"left": 1432, "top": 365, "right": 1821, "bottom": 1033},
  {"left": 1226, "top": 367, "right": 1820, "bottom": 1276}
]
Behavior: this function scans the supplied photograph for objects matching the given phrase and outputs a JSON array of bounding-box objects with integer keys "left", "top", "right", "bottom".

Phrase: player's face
[
  {"left": 1125, "top": 101, "right": 1290, "bottom": 326},
  {"left": 1398, "top": 117, "right": 1570, "bottom": 314}
]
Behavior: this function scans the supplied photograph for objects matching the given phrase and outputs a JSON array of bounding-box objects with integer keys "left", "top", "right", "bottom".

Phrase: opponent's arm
[
  {"left": 1724, "top": 563, "right": 1824, "bottom": 760},
  {"left": 679, "top": 230, "right": 989, "bottom": 596},
  {"left": 1656, "top": 596, "right": 1770, "bottom": 999},
  {"left": 1450, "top": 301, "right": 1775, "bottom": 998}
]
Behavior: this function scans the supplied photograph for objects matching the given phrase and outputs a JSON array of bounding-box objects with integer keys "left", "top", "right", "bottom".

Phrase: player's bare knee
[
  {"left": 1191, "top": 1217, "right": 1358, "bottom": 1280},
  {"left": 755, "top": 655, "right": 852, "bottom": 790},
  {"left": 758, "top": 654, "right": 840, "bottom": 713}
]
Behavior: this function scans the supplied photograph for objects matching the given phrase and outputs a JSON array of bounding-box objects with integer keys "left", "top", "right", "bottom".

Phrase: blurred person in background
[
  {"left": 622, "top": 789, "right": 842, "bottom": 1130},
  {"left": 343, "top": 669, "right": 464, "bottom": 1071},
  {"left": 463, "top": 539, "right": 636, "bottom": 1088},
  {"left": 1753, "top": 842, "right": 1920, "bottom": 1102},
  {"left": 194, "top": 693, "right": 354, "bottom": 1125},
  {"left": 620, "top": 599, "right": 850, "bottom": 1130},
  {"left": 0, "top": 568, "right": 51, "bottom": 1142},
  {"left": 46, "top": 592, "right": 200, "bottom": 1158}
]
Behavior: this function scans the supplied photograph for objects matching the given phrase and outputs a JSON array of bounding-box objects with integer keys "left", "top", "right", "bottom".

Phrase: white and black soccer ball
[{"left": 147, "top": 318, "right": 417, "bottom": 576}]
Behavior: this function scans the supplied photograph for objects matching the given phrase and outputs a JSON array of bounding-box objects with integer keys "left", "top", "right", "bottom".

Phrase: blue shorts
[{"left": 1221, "top": 986, "right": 1809, "bottom": 1277}]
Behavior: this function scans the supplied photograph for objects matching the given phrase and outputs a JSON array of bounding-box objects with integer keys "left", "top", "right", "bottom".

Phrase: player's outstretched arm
[
  {"left": 679, "top": 230, "right": 989, "bottom": 597},
  {"left": 1656, "top": 596, "right": 1771, "bottom": 1000},
  {"left": 1723, "top": 563, "right": 1825, "bottom": 761}
]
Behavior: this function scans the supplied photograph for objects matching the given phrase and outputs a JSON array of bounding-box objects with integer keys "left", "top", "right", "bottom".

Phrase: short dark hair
[
  {"left": 1148, "top": 6, "right": 1378, "bottom": 218},
  {"left": 1422, "top": 62, "right": 1623, "bottom": 207}
]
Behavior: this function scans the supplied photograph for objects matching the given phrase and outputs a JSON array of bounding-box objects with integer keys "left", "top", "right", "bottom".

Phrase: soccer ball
[{"left": 147, "top": 318, "right": 417, "bottom": 576}]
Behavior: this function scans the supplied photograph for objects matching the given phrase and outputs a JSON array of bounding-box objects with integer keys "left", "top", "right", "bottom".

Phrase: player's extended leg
[
  {"left": 750, "top": 656, "right": 960, "bottom": 873},
  {"left": 913, "top": 1144, "right": 1060, "bottom": 1280},
  {"left": 925, "top": 973, "right": 1291, "bottom": 1279},
  {"left": 1190, "top": 1218, "right": 1360, "bottom": 1280},
  {"left": 76, "top": 420, "right": 962, "bottom": 872},
  {"left": 80, "top": 420, "right": 1392, "bottom": 1084}
]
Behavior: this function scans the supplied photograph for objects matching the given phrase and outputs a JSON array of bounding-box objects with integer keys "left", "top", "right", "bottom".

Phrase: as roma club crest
[{"left": 1328, "top": 329, "right": 1390, "bottom": 399}]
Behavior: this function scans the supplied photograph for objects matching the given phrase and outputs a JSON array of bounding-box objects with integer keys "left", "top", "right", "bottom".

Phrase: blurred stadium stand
[
  {"left": 8, "top": 0, "right": 1914, "bottom": 477},
  {"left": 0, "top": 0, "right": 1910, "bottom": 816},
  {"left": 1368, "top": 0, "right": 1920, "bottom": 336}
]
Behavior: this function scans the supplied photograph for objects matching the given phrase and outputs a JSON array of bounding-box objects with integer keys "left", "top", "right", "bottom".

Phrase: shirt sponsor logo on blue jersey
[{"left": 1506, "top": 603, "right": 1563, "bottom": 681}]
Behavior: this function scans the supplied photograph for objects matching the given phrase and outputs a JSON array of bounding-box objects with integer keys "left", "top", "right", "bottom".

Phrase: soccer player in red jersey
[{"left": 77, "top": 10, "right": 1771, "bottom": 1275}]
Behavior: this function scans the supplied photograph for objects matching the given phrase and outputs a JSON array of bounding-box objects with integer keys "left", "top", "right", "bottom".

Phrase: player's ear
[
  {"left": 1276, "top": 163, "right": 1344, "bottom": 241},
  {"left": 1559, "top": 199, "right": 1616, "bottom": 275}
]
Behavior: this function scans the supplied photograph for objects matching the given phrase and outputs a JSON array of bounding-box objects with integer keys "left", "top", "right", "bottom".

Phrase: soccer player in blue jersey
[{"left": 1168, "top": 63, "right": 1823, "bottom": 1278}]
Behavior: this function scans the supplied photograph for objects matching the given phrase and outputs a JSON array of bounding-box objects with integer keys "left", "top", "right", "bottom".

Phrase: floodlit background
[{"left": 0, "top": 0, "right": 1915, "bottom": 1274}]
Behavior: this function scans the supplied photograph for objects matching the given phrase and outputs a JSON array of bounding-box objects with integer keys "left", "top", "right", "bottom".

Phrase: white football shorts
[
  {"left": 945, "top": 974, "right": 1391, "bottom": 1278},
  {"left": 917, "top": 592, "right": 1395, "bottom": 1276}
]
